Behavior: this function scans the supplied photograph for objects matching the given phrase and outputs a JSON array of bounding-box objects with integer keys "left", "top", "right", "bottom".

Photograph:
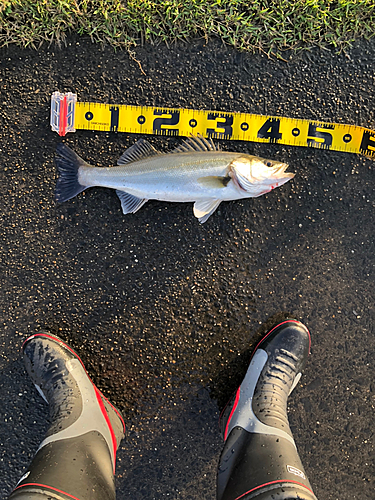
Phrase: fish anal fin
[
  {"left": 193, "top": 199, "right": 222, "bottom": 224},
  {"left": 197, "top": 175, "right": 231, "bottom": 189},
  {"left": 172, "top": 134, "right": 219, "bottom": 153},
  {"left": 116, "top": 190, "right": 148, "bottom": 214},
  {"left": 117, "top": 139, "right": 160, "bottom": 165}
]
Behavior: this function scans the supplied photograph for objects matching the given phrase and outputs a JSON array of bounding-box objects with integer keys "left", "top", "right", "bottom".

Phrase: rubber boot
[
  {"left": 217, "top": 319, "right": 318, "bottom": 500},
  {"left": 9, "top": 332, "right": 125, "bottom": 500}
]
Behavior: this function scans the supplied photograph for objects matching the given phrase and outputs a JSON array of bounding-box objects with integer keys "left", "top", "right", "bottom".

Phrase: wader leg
[
  {"left": 9, "top": 332, "right": 125, "bottom": 500},
  {"left": 217, "top": 320, "right": 318, "bottom": 500}
]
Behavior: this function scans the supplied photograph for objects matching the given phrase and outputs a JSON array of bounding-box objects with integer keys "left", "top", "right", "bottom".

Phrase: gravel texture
[{"left": 0, "top": 37, "right": 374, "bottom": 499}]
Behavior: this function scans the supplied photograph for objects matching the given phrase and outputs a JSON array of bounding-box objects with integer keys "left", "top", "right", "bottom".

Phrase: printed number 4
[{"left": 257, "top": 119, "right": 282, "bottom": 143}]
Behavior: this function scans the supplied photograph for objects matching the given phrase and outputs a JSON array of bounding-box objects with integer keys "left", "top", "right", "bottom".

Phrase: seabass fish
[{"left": 55, "top": 135, "right": 294, "bottom": 223}]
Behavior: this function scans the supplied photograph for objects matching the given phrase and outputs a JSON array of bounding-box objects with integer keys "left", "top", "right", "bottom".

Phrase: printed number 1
[{"left": 109, "top": 106, "right": 119, "bottom": 132}]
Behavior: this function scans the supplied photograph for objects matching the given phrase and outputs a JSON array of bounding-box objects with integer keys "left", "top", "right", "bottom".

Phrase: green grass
[{"left": 0, "top": 0, "right": 374, "bottom": 53}]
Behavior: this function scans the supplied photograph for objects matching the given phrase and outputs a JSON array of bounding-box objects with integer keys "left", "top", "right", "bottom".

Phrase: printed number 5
[{"left": 307, "top": 124, "right": 333, "bottom": 149}]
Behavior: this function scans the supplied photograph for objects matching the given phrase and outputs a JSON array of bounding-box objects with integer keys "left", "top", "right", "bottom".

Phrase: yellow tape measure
[{"left": 50, "top": 92, "right": 375, "bottom": 157}]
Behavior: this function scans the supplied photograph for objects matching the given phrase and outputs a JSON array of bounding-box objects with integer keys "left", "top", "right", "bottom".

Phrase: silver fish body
[
  {"left": 55, "top": 135, "right": 294, "bottom": 223},
  {"left": 80, "top": 151, "right": 249, "bottom": 202}
]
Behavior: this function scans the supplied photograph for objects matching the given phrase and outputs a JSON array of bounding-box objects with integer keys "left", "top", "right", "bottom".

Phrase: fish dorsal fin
[
  {"left": 172, "top": 134, "right": 219, "bottom": 153},
  {"left": 117, "top": 139, "right": 160, "bottom": 165},
  {"left": 116, "top": 190, "right": 148, "bottom": 214},
  {"left": 193, "top": 199, "right": 222, "bottom": 223}
]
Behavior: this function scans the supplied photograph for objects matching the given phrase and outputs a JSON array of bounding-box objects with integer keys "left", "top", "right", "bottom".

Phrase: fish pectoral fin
[
  {"left": 193, "top": 199, "right": 222, "bottom": 224},
  {"left": 116, "top": 190, "right": 148, "bottom": 214},
  {"left": 197, "top": 176, "right": 231, "bottom": 189},
  {"left": 117, "top": 139, "right": 160, "bottom": 165}
]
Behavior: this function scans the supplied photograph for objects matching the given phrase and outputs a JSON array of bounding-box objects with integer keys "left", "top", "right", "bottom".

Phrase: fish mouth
[
  {"left": 257, "top": 163, "right": 294, "bottom": 195},
  {"left": 269, "top": 163, "right": 295, "bottom": 185},
  {"left": 229, "top": 158, "right": 294, "bottom": 195}
]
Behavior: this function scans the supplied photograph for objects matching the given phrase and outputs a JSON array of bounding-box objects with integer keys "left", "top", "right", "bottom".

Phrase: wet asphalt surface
[{"left": 0, "top": 36, "right": 374, "bottom": 499}]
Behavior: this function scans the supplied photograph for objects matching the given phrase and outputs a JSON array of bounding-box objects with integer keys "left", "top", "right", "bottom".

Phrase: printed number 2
[{"left": 153, "top": 110, "right": 180, "bottom": 136}]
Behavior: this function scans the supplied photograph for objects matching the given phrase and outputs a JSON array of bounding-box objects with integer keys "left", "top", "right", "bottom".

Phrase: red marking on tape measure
[{"left": 59, "top": 95, "right": 67, "bottom": 136}]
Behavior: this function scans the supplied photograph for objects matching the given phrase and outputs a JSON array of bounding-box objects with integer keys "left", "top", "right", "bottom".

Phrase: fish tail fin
[{"left": 55, "top": 143, "right": 89, "bottom": 202}]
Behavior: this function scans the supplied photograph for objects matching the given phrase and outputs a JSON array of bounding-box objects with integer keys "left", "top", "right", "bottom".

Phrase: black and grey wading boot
[
  {"left": 217, "top": 319, "right": 318, "bottom": 500},
  {"left": 9, "top": 332, "right": 125, "bottom": 500}
]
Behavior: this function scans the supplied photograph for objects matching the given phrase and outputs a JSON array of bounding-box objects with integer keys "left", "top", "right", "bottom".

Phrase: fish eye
[{"left": 265, "top": 161, "right": 273, "bottom": 167}]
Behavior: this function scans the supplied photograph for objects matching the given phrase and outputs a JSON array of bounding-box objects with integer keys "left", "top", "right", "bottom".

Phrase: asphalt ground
[{"left": 0, "top": 36, "right": 374, "bottom": 500}]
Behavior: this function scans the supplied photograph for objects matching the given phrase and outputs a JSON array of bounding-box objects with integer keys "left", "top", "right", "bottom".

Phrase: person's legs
[
  {"left": 217, "top": 319, "right": 318, "bottom": 500},
  {"left": 9, "top": 332, "right": 125, "bottom": 500}
]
